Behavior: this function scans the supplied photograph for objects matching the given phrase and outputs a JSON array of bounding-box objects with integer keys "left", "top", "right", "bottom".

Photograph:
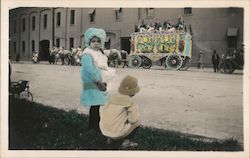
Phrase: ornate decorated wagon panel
[{"left": 130, "top": 31, "right": 192, "bottom": 70}]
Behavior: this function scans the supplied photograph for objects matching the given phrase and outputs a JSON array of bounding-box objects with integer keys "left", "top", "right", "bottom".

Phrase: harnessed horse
[
  {"left": 49, "top": 47, "right": 71, "bottom": 65},
  {"left": 70, "top": 48, "right": 83, "bottom": 66},
  {"left": 104, "top": 49, "right": 122, "bottom": 67}
]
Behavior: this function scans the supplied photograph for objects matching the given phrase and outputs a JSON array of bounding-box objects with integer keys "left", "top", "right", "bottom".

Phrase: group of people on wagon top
[{"left": 135, "top": 15, "right": 188, "bottom": 34}]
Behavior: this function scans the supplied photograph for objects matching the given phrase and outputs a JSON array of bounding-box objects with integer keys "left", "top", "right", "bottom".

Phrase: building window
[
  {"left": 115, "top": 8, "right": 122, "bottom": 21},
  {"left": 146, "top": 8, "right": 154, "bottom": 18},
  {"left": 70, "top": 10, "right": 75, "bottom": 25},
  {"left": 228, "top": 37, "right": 237, "bottom": 48},
  {"left": 13, "top": 41, "right": 16, "bottom": 53},
  {"left": 69, "top": 38, "right": 74, "bottom": 49},
  {"left": 57, "top": 12, "right": 61, "bottom": 27},
  {"left": 44, "top": 14, "right": 47, "bottom": 29},
  {"left": 32, "top": 16, "right": 36, "bottom": 30},
  {"left": 13, "top": 20, "right": 16, "bottom": 33},
  {"left": 32, "top": 40, "right": 35, "bottom": 52},
  {"left": 89, "top": 9, "right": 96, "bottom": 22},
  {"left": 227, "top": 28, "right": 238, "bottom": 48},
  {"left": 184, "top": 7, "right": 192, "bottom": 15},
  {"left": 22, "top": 41, "right": 25, "bottom": 53},
  {"left": 56, "top": 38, "right": 60, "bottom": 47},
  {"left": 22, "top": 18, "right": 26, "bottom": 32}
]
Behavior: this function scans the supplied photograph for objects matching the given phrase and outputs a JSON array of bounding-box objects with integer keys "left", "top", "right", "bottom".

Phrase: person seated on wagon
[
  {"left": 154, "top": 17, "right": 162, "bottom": 31},
  {"left": 175, "top": 15, "right": 184, "bottom": 30},
  {"left": 163, "top": 19, "right": 173, "bottom": 31},
  {"left": 147, "top": 20, "right": 155, "bottom": 33},
  {"left": 139, "top": 19, "right": 147, "bottom": 33},
  {"left": 134, "top": 25, "right": 139, "bottom": 32}
]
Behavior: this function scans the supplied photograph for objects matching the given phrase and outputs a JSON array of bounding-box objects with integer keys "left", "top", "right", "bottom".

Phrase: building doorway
[
  {"left": 39, "top": 40, "right": 50, "bottom": 61},
  {"left": 105, "top": 36, "right": 111, "bottom": 49},
  {"left": 120, "top": 37, "right": 131, "bottom": 54}
]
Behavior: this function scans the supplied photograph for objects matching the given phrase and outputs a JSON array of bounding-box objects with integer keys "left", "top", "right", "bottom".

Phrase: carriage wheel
[
  {"left": 20, "top": 91, "right": 33, "bottom": 101},
  {"left": 179, "top": 57, "right": 191, "bottom": 71},
  {"left": 219, "top": 61, "right": 235, "bottom": 74},
  {"left": 129, "top": 55, "right": 142, "bottom": 68},
  {"left": 141, "top": 56, "right": 152, "bottom": 69},
  {"left": 219, "top": 62, "right": 225, "bottom": 73},
  {"left": 165, "top": 54, "right": 183, "bottom": 70}
]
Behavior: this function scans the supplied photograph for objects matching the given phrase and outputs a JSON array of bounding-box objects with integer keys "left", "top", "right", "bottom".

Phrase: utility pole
[
  {"left": 65, "top": 8, "right": 68, "bottom": 49},
  {"left": 52, "top": 8, "right": 55, "bottom": 46}
]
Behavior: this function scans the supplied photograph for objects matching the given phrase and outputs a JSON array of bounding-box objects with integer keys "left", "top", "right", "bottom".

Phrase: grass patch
[{"left": 9, "top": 98, "right": 243, "bottom": 151}]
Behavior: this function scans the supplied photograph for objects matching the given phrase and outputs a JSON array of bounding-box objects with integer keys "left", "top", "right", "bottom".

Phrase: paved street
[{"left": 10, "top": 62, "right": 243, "bottom": 143}]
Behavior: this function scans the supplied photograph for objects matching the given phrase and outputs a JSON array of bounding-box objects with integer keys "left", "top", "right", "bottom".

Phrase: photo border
[{"left": 1, "top": 0, "right": 249, "bottom": 157}]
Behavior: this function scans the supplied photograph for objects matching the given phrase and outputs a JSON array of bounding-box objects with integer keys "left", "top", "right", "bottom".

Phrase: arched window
[{"left": 44, "top": 14, "right": 47, "bottom": 29}]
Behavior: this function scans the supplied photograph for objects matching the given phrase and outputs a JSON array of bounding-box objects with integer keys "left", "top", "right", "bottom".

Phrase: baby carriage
[{"left": 9, "top": 80, "right": 33, "bottom": 101}]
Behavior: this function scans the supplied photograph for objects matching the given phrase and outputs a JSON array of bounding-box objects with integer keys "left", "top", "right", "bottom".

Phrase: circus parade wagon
[{"left": 129, "top": 30, "right": 192, "bottom": 70}]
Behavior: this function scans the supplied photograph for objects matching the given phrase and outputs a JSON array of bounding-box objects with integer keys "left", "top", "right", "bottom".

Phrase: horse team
[
  {"left": 48, "top": 46, "right": 83, "bottom": 66},
  {"left": 44, "top": 46, "right": 129, "bottom": 67}
]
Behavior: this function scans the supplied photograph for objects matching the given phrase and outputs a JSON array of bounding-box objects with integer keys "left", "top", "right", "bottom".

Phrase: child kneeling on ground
[{"left": 99, "top": 75, "right": 140, "bottom": 147}]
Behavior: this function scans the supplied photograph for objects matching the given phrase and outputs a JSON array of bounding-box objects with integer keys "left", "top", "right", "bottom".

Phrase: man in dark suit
[{"left": 212, "top": 50, "right": 220, "bottom": 72}]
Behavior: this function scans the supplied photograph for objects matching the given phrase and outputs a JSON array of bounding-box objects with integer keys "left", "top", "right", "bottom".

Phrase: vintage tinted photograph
[{"left": 5, "top": 3, "right": 248, "bottom": 157}]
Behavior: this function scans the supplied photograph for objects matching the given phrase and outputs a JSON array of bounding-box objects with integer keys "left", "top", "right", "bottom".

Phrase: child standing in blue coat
[{"left": 80, "top": 27, "right": 111, "bottom": 132}]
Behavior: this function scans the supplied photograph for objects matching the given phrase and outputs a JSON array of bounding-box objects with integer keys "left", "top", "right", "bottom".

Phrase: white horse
[
  {"left": 49, "top": 46, "right": 70, "bottom": 65},
  {"left": 32, "top": 51, "right": 39, "bottom": 63},
  {"left": 49, "top": 47, "right": 59, "bottom": 64},
  {"left": 71, "top": 48, "right": 83, "bottom": 66}
]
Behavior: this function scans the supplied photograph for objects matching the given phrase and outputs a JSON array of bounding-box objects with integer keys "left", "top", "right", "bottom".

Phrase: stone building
[{"left": 9, "top": 7, "right": 243, "bottom": 66}]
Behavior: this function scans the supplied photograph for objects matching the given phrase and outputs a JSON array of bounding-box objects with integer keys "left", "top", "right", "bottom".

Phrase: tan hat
[{"left": 118, "top": 75, "right": 140, "bottom": 96}]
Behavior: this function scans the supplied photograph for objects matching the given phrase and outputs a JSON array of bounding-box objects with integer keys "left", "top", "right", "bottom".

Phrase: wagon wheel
[
  {"left": 219, "top": 61, "right": 235, "bottom": 74},
  {"left": 141, "top": 56, "right": 152, "bottom": 69},
  {"left": 219, "top": 62, "right": 225, "bottom": 73},
  {"left": 165, "top": 54, "right": 183, "bottom": 70},
  {"left": 179, "top": 57, "right": 191, "bottom": 71},
  {"left": 20, "top": 91, "right": 33, "bottom": 101},
  {"left": 129, "top": 55, "right": 142, "bottom": 68}
]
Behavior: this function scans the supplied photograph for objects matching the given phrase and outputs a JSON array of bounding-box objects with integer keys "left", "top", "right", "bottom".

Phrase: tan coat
[{"left": 99, "top": 94, "right": 140, "bottom": 139}]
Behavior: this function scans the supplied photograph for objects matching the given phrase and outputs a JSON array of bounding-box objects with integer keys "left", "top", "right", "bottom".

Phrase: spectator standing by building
[
  {"left": 197, "top": 51, "right": 204, "bottom": 69},
  {"left": 238, "top": 43, "right": 244, "bottom": 65},
  {"left": 211, "top": 50, "right": 220, "bottom": 72},
  {"left": 154, "top": 17, "right": 162, "bottom": 31}
]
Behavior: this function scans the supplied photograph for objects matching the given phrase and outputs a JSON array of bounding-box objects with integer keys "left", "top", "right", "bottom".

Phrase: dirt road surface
[{"left": 10, "top": 63, "right": 243, "bottom": 143}]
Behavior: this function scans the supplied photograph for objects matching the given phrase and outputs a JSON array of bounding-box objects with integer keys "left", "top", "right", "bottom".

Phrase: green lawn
[{"left": 9, "top": 98, "right": 243, "bottom": 151}]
